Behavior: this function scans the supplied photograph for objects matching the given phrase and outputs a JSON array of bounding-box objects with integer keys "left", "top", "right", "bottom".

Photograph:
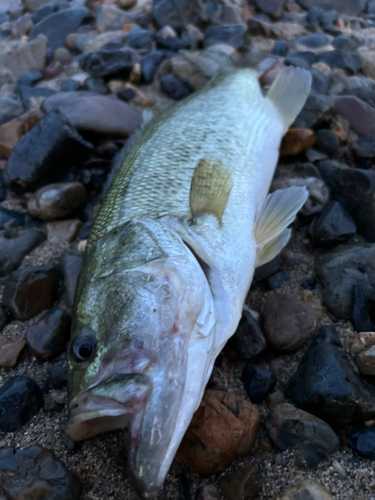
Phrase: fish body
[{"left": 66, "top": 67, "right": 311, "bottom": 498}]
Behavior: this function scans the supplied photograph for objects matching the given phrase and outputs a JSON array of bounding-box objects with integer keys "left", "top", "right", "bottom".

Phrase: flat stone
[
  {"left": 334, "top": 96, "right": 375, "bottom": 137},
  {"left": 218, "top": 461, "right": 260, "bottom": 500},
  {"left": 230, "top": 308, "right": 267, "bottom": 359},
  {"left": 332, "top": 34, "right": 359, "bottom": 52},
  {"left": 297, "top": 0, "right": 365, "bottom": 16},
  {"left": 317, "top": 50, "right": 361, "bottom": 74},
  {"left": 0, "top": 336, "right": 26, "bottom": 368},
  {"left": 0, "top": 110, "right": 43, "bottom": 157},
  {"left": 280, "top": 128, "right": 315, "bottom": 156},
  {"left": 295, "top": 33, "right": 328, "bottom": 48},
  {"left": 0, "top": 376, "right": 44, "bottom": 432},
  {"left": 28, "top": 182, "right": 87, "bottom": 221},
  {"left": 60, "top": 251, "right": 82, "bottom": 310},
  {"left": 0, "top": 96, "right": 23, "bottom": 123},
  {"left": 79, "top": 48, "right": 137, "bottom": 79},
  {"left": 160, "top": 74, "right": 191, "bottom": 99},
  {"left": 2, "top": 265, "right": 62, "bottom": 321},
  {"left": 313, "top": 201, "right": 356, "bottom": 247},
  {"left": 47, "top": 219, "right": 83, "bottom": 244},
  {"left": 255, "top": 0, "right": 286, "bottom": 19},
  {"left": 203, "top": 24, "right": 246, "bottom": 49},
  {"left": 242, "top": 364, "right": 277, "bottom": 404},
  {"left": 0, "top": 229, "right": 46, "bottom": 277},
  {"left": 4, "top": 110, "right": 93, "bottom": 193},
  {"left": 275, "top": 479, "right": 334, "bottom": 500},
  {"left": 348, "top": 427, "right": 375, "bottom": 460},
  {"left": 96, "top": 3, "right": 135, "bottom": 33},
  {"left": 314, "top": 129, "right": 339, "bottom": 157}
]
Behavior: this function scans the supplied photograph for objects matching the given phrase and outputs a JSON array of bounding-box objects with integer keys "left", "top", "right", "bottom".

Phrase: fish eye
[{"left": 72, "top": 335, "right": 95, "bottom": 363}]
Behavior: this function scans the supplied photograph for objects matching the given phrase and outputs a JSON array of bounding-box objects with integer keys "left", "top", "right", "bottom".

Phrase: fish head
[{"left": 66, "top": 220, "right": 215, "bottom": 498}]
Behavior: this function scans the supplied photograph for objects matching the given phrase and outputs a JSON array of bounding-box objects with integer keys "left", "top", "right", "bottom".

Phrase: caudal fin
[{"left": 267, "top": 67, "right": 312, "bottom": 132}]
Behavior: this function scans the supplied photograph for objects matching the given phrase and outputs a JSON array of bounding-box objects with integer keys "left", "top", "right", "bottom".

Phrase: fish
[{"left": 66, "top": 66, "right": 312, "bottom": 498}]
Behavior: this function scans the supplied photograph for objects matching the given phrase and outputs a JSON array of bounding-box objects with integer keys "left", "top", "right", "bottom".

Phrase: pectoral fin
[
  {"left": 190, "top": 158, "right": 232, "bottom": 223},
  {"left": 255, "top": 186, "right": 308, "bottom": 267}
]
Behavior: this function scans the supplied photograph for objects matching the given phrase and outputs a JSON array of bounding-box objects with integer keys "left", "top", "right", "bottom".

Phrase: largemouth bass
[{"left": 66, "top": 67, "right": 312, "bottom": 498}]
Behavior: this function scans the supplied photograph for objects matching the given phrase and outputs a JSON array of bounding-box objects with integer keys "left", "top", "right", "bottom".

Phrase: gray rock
[
  {"left": 294, "top": 94, "right": 335, "bottom": 129},
  {"left": 0, "top": 96, "right": 23, "bottom": 123},
  {"left": 53, "top": 47, "right": 73, "bottom": 65},
  {"left": 153, "top": 0, "right": 202, "bottom": 29},
  {"left": 317, "top": 50, "right": 361, "bottom": 74},
  {"left": 332, "top": 34, "right": 359, "bottom": 52},
  {"left": 0, "top": 229, "right": 46, "bottom": 277},
  {"left": 295, "top": 33, "right": 328, "bottom": 48},
  {"left": 218, "top": 461, "right": 260, "bottom": 500},
  {"left": 276, "top": 480, "right": 334, "bottom": 500},
  {"left": 266, "top": 403, "right": 339, "bottom": 467},
  {"left": 203, "top": 24, "right": 247, "bottom": 49},
  {"left": 96, "top": 3, "right": 135, "bottom": 33},
  {"left": 334, "top": 96, "right": 375, "bottom": 137},
  {"left": 313, "top": 201, "right": 356, "bottom": 247},
  {"left": 255, "top": 0, "right": 286, "bottom": 19},
  {"left": 298, "top": 0, "right": 365, "bottom": 16},
  {"left": 230, "top": 308, "right": 267, "bottom": 359},
  {"left": 79, "top": 48, "right": 137, "bottom": 79},
  {"left": 141, "top": 50, "right": 165, "bottom": 83}
]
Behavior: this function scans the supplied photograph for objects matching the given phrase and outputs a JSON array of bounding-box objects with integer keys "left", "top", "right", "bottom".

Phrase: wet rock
[
  {"left": 60, "top": 252, "right": 82, "bottom": 310},
  {"left": 177, "top": 390, "right": 259, "bottom": 476},
  {"left": 43, "top": 92, "right": 142, "bottom": 137},
  {"left": 29, "top": 7, "right": 91, "bottom": 49},
  {"left": 160, "top": 74, "right": 191, "bottom": 99},
  {"left": 314, "top": 129, "right": 338, "bottom": 157},
  {"left": 0, "top": 207, "right": 25, "bottom": 229},
  {"left": 242, "top": 364, "right": 277, "bottom": 404},
  {"left": 48, "top": 364, "right": 67, "bottom": 389},
  {"left": 230, "top": 308, "right": 267, "bottom": 359},
  {"left": 27, "top": 182, "right": 87, "bottom": 221},
  {"left": 334, "top": 96, "right": 375, "bottom": 137},
  {"left": 96, "top": 3, "right": 135, "bottom": 33},
  {"left": 315, "top": 244, "right": 375, "bottom": 320},
  {"left": 261, "top": 294, "right": 317, "bottom": 352},
  {"left": 141, "top": 50, "right": 165, "bottom": 83},
  {"left": 319, "top": 161, "right": 375, "bottom": 241},
  {"left": 0, "top": 445, "right": 81, "bottom": 499},
  {"left": 0, "top": 109, "right": 43, "bottom": 158},
  {"left": 295, "top": 33, "right": 328, "bottom": 48},
  {"left": 0, "top": 376, "right": 44, "bottom": 431},
  {"left": 267, "top": 270, "right": 290, "bottom": 290},
  {"left": 26, "top": 308, "right": 71, "bottom": 361},
  {"left": 218, "top": 461, "right": 260, "bottom": 500},
  {"left": 275, "top": 479, "right": 334, "bottom": 500},
  {"left": 285, "top": 325, "right": 375, "bottom": 425},
  {"left": 352, "top": 283, "right": 373, "bottom": 333},
  {"left": 298, "top": 0, "right": 365, "bottom": 16},
  {"left": 348, "top": 427, "right": 375, "bottom": 460},
  {"left": 4, "top": 110, "right": 93, "bottom": 194},
  {"left": 0, "top": 336, "right": 26, "bottom": 368},
  {"left": 280, "top": 129, "right": 315, "bottom": 157},
  {"left": 0, "top": 229, "right": 46, "bottom": 277},
  {"left": 2, "top": 265, "right": 62, "bottom": 321},
  {"left": 356, "top": 346, "right": 375, "bottom": 376},
  {"left": 203, "top": 24, "right": 246, "bottom": 49},
  {"left": 79, "top": 48, "right": 137, "bottom": 79},
  {"left": 0, "top": 96, "right": 23, "bottom": 123},
  {"left": 313, "top": 201, "right": 356, "bottom": 247},
  {"left": 266, "top": 403, "right": 339, "bottom": 468},
  {"left": 47, "top": 219, "right": 83, "bottom": 244}
]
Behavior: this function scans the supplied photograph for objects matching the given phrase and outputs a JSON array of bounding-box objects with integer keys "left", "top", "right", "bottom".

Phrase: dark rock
[
  {"left": 0, "top": 172, "right": 6, "bottom": 201},
  {"left": 255, "top": 0, "right": 286, "bottom": 19},
  {"left": 153, "top": 0, "right": 202, "bottom": 30},
  {"left": 352, "top": 283, "right": 373, "bottom": 333},
  {"left": 141, "top": 50, "right": 165, "bottom": 83},
  {"left": 317, "top": 50, "right": 361, "bottom": 74},
  {"left": 17, "top": 68, "right": 44, "bottom": 88},
  {"left": 178, "top": 473, "right": 191, "bottom": 500},
  {"left": 0, "top": 207, "right": 25, "bottom": 229},
  {"left": 294, "top": 94, "right": 334, "bottom": 129},
  {"left": 129, "top": 26, "right": 153, "bottom": 51},
  {"left": 61, "top": 79, "right": 81, "bottom": 92},
  {"left": 272, "top": 41, "right": 287, "bottom": 56},
  {"left": 301, "top": 277, "right": 316, "bottom": 290},
  {"left": 2, "top": 265, "right": 62, "bottom": 321},
  {"left": 314, "top": 130, "right": 339, "bottom": 157},
  {"left": 0, "top": 229, "right": 46, "bottom": 277},
  {"left": 79, "top": 48, "right": 137, "bottom": 79},
  {"left": 60, "top": 252, "right": 83, "bottom": 310},
  {"left": 348, "top": 427, "right": 375, "bottom": 460},
  {"left": 203, "top": 24, "right": 246, "bottom": 49},
  {"left": 242, "top": 364, "right": 277, "bottom": 404},
  {"left": 0, "top": 308, "right": 7, "bottom": 331},
  {"left": 218, "top": 461, "right": 260, "bottom": 500},
  {"left": 355, "top": 137, "right": 375, "bottom": 159},
  {"left": 334, "top": 96, "right": 375, "bottom": 137},
  {"left": 157, "top": 36, "right": 190, "bottom": 51},
  {"left": 313, "top": 201, "right": 356, "bottom": 247},
  {"left": 310, "top": 68, "right": 329, "bottom": 94},
  {"left": 26, "top": 308, "right": 71, "bottom": 360},
  {"left": 298, "top": 0, "right": 365, "bottom": 16},
  {"left": 261, "top": 294, "right": 317, "bottom": 352},
  {"left": 48, "top": 365, "right": 67, "bottom": 389},
  {"left": 285, "top": 325, "right": 375, "bottom": 425},
  {"left": 285, "top": 54, "right": 310, "bottom": 70},
  {"left": 266, "top": 403, "right": 339, "bottom": 468},
  {"left": 332, "top": 34, "right": 359, "bottom": 51},
  {"left": 0, "top": 96, "right": 23, "bottom": 124},
  {"left": 0, "top": 376, "right": 44, "bottom": 432},
  {"left": 84, "top": 78, "right": 108, "bottom": 94},
  {"left": 252, "top": 255, "right": 282, "bottom": 285},
  {"left": 195, "top": 485, "right": 220, "bottom": 500},
  {"left": 230, "top": 308, "right": 267, "bottom": 359},
  {"left": 44, "top": 61, "right": 64, "bottom": 79},
  {"left": 29, "top": 7, "right": 91, "bottom": 50},
  {"left": 0, "top": 446, "right": 81, "bottom": 499},
  {"left": 267, "top": 270, "right": 290, "bottom": 290},
  {"left": 4, "top": 110, "right": 93, "bottom": 194},
  {"left": 96, "top": 3, "right": 134, "bottom": 33},
  {"left": 31, "top": 5, "right": 54, "bottom": 24},
  {"left": 295, "top": 33, "right": 328, "bottom": 48},
  {"left": 319, "top": 161, "right": 375, "bottom": 241},
  {"left": 160, "top": 74, "right": 191, "bottom": 100},
  {"left": 305, "top": 6, "right": 338, "bottom": 26},
  {"left": 15, "top": 85, "right": 57, "bottom": 109}
]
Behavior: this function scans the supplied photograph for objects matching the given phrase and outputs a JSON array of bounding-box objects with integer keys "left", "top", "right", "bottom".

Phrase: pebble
[
  {"left": 310, "top": 68, "right": 329, "bottom": 94},
  {"left": 295, "top": 94, "right": 335, "bottom": 129},
  {"left": 314, "top": 129, "right": 339, "bottom": 157},
  {"left": 295, "top": 33, "right": 328, "bottom": 48},
  {"left": 334, "top": 96, "right": 375, "bottom": 137},
  {"left": 241, "top": 364, "right": 277, "bottom": 404},
  {"left": 0, "top": 308, "right": 8, "bottom": 331},
  {"left": 356, "top": 345, "right": 375, "bottom": 376},
  {"left": 61, "top": 79, "right": 81, "bottom": 92},
  {"left": 332, "top": 34, "right": 359, "bottom": 52},
  {"left": 303, "top": 0, "right": 363, "bottom": 15},
  {"left": 2, "top": 265, "right": 62, "bottom": 321},
  {"left": 255, "top": 0, "right": 286, "bottom": 19},
  {"left": 266, "top": 270, "right": 290, "bottom": 290},
  {"left": 0, "top": 96, "right": 23, "bottom": 124},
  {"left": 0, "top": 109, "right": 43, "bottom": 158},
  {"left": 265, "top": 390, "right": 285, "bottom": 409},
  {"left": 96, "top": 3, "right": 135, "bottom": 33},
  {"left": 141, "top": 50, "right": 165, "bottom": 83},
  {"left": 4, "top": 110, "right": 93, "bottom": 194},
  {"left": 272, "top": 41, "right": 287, "bottom": 56},
  {"left": 0, "top": 229, "right": 46, "bottom": 277},
  {"left": 203, "top": 24, "right": 247, "bottom": 49},
  {"left": 48, "top": 364, "right": 68, "bottom": 389},
  {"left": 218, "top": 461, "right": 260, "bottom": 500},
  {"left": 261, "top": 293, "right": 317, "bottom": 352},
  {"left": 0, "top": 207, "right": 25, "bottom": 229},
  {"left": 275, "top": 479, "right": 334, "bottom": 500},
  {"left": 279, "top": 128, "right": 315, "bottom": 156},
  {"left": 0, "top": 376, "right": 44, "bottom": 431},
  {"left": 44, "top": 60, "right": 64, "bottom": 79},
  {"left": 0, "top": 445, "right": 81, "bottom": 499},
  {"left": 266, "top": 403, "right": 339, "bottom": 468},
  {"left": 0, "top": 336, "right": 26, "bottom": 368},
  {"left": 229, "top": 308, "right": 267, "bottom": 359},
  {"left": 47, "top": 219, "right": 83, "bottom": 244},
  {"left": 129, "top": 26, "right": 153, "bottom": 51},
  {"left": 43, "top": 92, "right": 142, "bottom": 137},
  {"left": 313, "top": 201, "right": 356, "bottom": 247},
  {"left": 53, "top": 47, "right": 73, "bottom": 65},
  {"left": 285, "top": 325, "right": 375, "bottom": 425},
  {"left": 176, "top": 390, "right": 259, "bottom": 476},
  {"left": 348, "top": 427, "right": 375, "bottom": 460},
  {"left": 355, "top": 137, "right": 375, "bottom": 159},
  {"left": 26, "top": 308, "right": 71, "bottom": 361},
  {"left": 60, "top": 252, "right": 83, "bottom": 310},
  {"left": 160, "top": 74, "right": 191, "bottom": 99},
  {"left": 195, "top": 484, "right": 220, "bottom": 500}
]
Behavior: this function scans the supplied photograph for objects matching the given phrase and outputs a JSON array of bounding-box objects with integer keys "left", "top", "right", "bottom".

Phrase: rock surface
[
  {"left": 313, "top": 201, "right": 356, "bottom": 246},
  {"left": 0, "top": 229, "right": 46, "bottom": 277},
  {"left": 218, "top": 461, "right": 260, "bottom": 500},
  {"left": 0, "top": 336, "right": 26, "bottom": 368},
  {"left": 275, "top": 479, "right": 334, "bottom": 500},
  {"left": 230, "top": 308, "right": 267, "bottom": 359},
  {"left": 348, "top": 427, "right": 375, "bottom": 460},
  {"left": 242, "top": 364, "right": 277, "bottom": 404}
]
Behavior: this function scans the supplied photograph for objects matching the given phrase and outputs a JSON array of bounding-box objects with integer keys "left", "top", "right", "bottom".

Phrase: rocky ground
[{"left": 0, "top": 0, "right": 375, "bottom": 499}]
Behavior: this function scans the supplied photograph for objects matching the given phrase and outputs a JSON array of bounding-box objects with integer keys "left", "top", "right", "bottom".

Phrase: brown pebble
[
  {"left": 218, "top": 461, "right": 260, "bottom": 500},
  {"left": 0, "top": 336, "right": 26, "bottom": 368},
  {"left": 265, "top": 390, "right": 286, "bottom": 409},
  {"left": 280, "top": 129, "right": 315, "bottom": 157},
  {"left": 0, "top": 110, "right": 43, "bottom": 157},
  {"left": 257, "top": 436, "right": 274, "bottom": 453}
]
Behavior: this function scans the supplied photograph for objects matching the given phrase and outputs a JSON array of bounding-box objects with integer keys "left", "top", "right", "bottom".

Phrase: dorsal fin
[{"left": 267, "top": 67, "right": 312, "bottom": 132}]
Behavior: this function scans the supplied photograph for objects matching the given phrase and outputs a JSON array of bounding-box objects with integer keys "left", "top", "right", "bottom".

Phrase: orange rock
[
  {"left": 176, "top": 390, "right": 259, "bottom": 477},
  {"left": 0, "top": 110, "right": 43, "bottom": 157},
  {"left": 280, "top": 128, "right": 315, "bottom": 157}
]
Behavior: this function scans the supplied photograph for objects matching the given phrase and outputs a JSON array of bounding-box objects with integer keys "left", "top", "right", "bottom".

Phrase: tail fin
[{"left": 267, "top": 67, "right": 312, "bottom": 132}]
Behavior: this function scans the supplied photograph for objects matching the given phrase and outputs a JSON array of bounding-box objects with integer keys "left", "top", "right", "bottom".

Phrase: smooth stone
[
  {"left": 298, "top": 0, "right": 365, "bottom": 16},
  {"left": 295, "top": 33, "right": 328, "bottom": 48},
  {"left": 332, "top": 34, "right": 359, "bottom": 51},
  {"left": 96, "top": 3, "right": 135, "bottom": 33},
  {"left": 255, "top": 0, "right": 286, "bottom": 19},
  {"left": 31, "top": 4, "right": 54, "bottom": 23},
  {"left": 261, "top": 293, "right": 317, "bottom": 352},
  {"left": 272, "top": 41, "right": 287, "bottom": 56},
  {"left": 28, "top": 182, "right": 87, "bottom": 221},
  {"left": 60, "top": 251, "right": 82, "bottom": 310},
  {"left": 0, "top": 207, "right": 25, "bottom": 229},
  {"left": 313, "top": 201, "right": 356, "bottom": 247},
  {"left": 0, "top": 96, "right": 23, "bottom": 123},
  {"left": 153, "top": 0, "right": 201, "bottom": 29},
  {"left": 157, "top": 35, "right": 190, "bottom": 52},
  {"left": 314, "top": 129, "right": 338, "bottom": 157},
  {"left": 285, "top": 54, "right": 310, "bottom": 70},
  {"left": 218, "top": 461, "right": 260, "bottom": 500},
  {"left": 285, "top": 326, "right": 375, "bottom": 425},
  {"left": 242, "top": 364, "right": 277, "bottom": 404},
  {"left": 265, "top": 390, "right": 285, "bottom": 409},
  {"left": 280, "top": 128, "right": 315, "bottom": 156},
  {"left": 267, "top": 403, "right": 339, "bottom": 468},
  {"left": 74, "top": 33, "right": 94, "bottom": 53},
  {"left": 47, "top": 219, "right": 83, "bottom": 244},
  {"left": 317, "top": 50, "right": 360, "bottom": 74},
  {"left": 0, "top": 376, "right": 44, "bottom": 431},
  {"left": 0, "top": 229, "right": 46, "bottom": 277},
  {"left": 141, "top": 50, "right": 165, "bottom": 83},
  {"left": 252, "top": 255, "right": 282, "bottom": 285},
  {"left": 203, "top": 24, "right": 246, "bottom": 49},
  {"left": 29, "top": 7, "right": 91, "bottom": 49},
  {"left": 53, "top": 47, "right": 73, "bottom": 65},
  {"left": 48, "top": 364, "right": 67, "bottom": 389},
  {"left": 267, "top": 270, "right": 290, "bottom": 290},
  {"left": 129, "top": 26, "right": 153, "bottom": 50},
  {"left": 230, "top": 308, "right": 267, "bottom": 359},
  {"left": 2, "top": 265, "right": 62, "bottom": 321},
  {"left": 0, "top": 109, "right": 43, "bottom": 158},
  {"left": 4, "top": 110, "right": 93, "bottom": 194},
  {"left": 0, "top": 446, "right": 81, "bottom": 498},
  {"left": 310, "top": 68, "right": 329, "bottom": 94},
  {"left": 79, "top": 48, "right": 136, "bottom": 79},
  {"left": 83, "top": 78, "right": 108, "bottom": 94},
  {"left": 348, "top": 427, "right": 375, "bottom": 460},
  {"left": 26, "top": 308, "right": 71, "bottom": 360},
  {"left": 305, "top": 7, "right": 338, "bottom": 26},
  {"left": 352, "top": 283, "right": 373, "bottom": 333},
  {"left": 294, "top": 94, "right": 334, "bottom": 129},
  {"left": 275, "top": 479, "right": 334, "bottom": 500},
  {"left": 334, "top": 96, "right": 375, "bottom": 137},
  {"left": 356, "top": 346, "right": 375, "bottom": 376},
  {"left": 355, "top": 137, "right": 375, "bottom": 159},
  {"left": 0, "top": 336, "right": 26, "bottom": 368},
  {"left": 160, "top": 74, "right": 191, "bottom": 99},
  {"left": 43, "top": 92, "right": 141, "bottom": 137},
  {"left": 61, "top": 79, "right": 81, "bottom": 92}
]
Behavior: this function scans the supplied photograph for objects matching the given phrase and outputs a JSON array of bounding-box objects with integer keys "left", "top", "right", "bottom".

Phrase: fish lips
[{"left": 66, "top": 373, "right": 151, "bottom": 441}]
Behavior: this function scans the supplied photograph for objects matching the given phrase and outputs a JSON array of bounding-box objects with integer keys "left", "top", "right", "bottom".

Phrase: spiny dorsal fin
[
  {"left": 267, "top": 67, "right": 312, "bottom": 132},
  {"left": 190, "top": 158, "right": 232, "bottom": 223},
  {"left": 255, "top": 186, "right": 308, "bottom": 267}
]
